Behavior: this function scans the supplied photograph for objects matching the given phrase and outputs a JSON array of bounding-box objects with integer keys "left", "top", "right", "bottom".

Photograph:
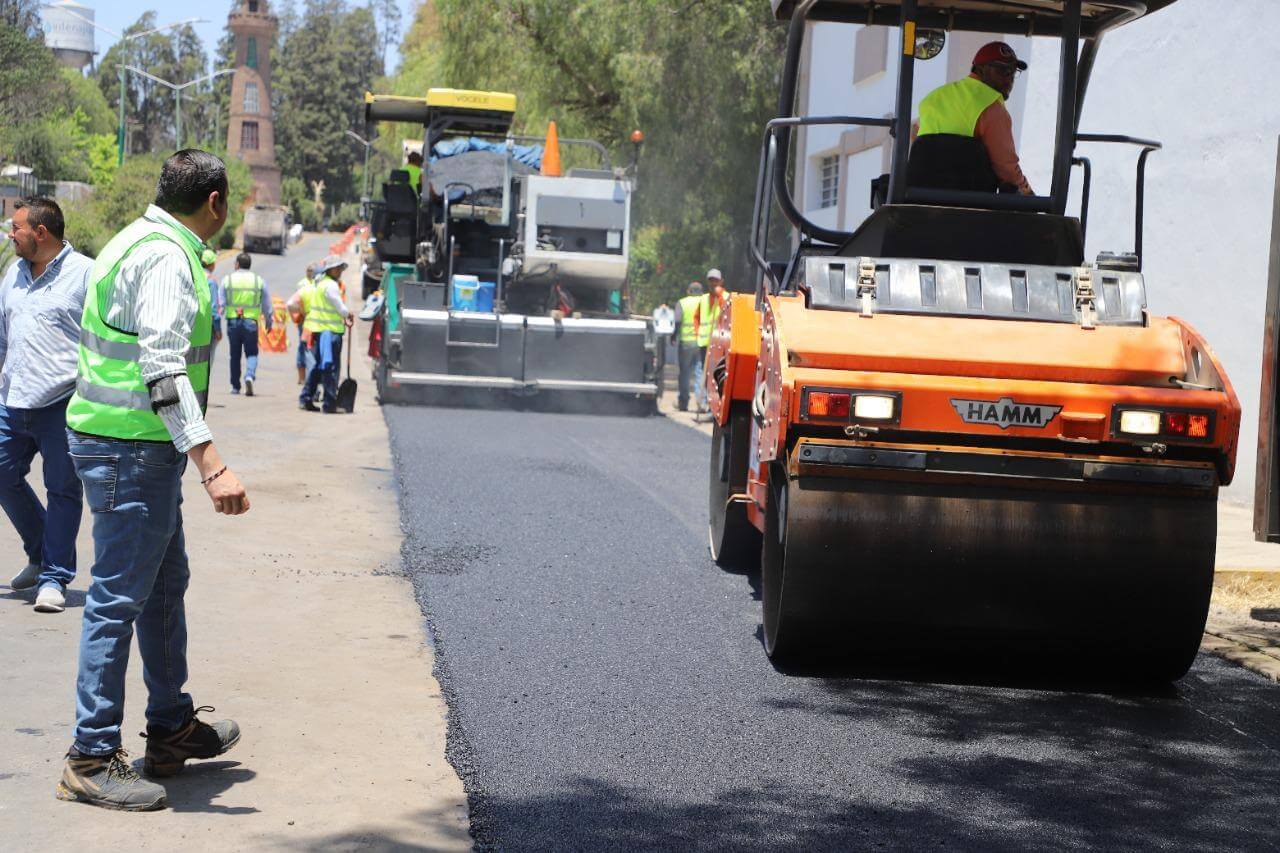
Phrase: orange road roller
[{"left": 707, "top": 0, "right": 1237, "bottom": 679}]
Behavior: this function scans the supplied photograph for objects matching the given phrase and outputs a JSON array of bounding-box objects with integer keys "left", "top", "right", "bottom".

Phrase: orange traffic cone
[{"left": 541, "top": 121, "right": 562, "bottom": 177}]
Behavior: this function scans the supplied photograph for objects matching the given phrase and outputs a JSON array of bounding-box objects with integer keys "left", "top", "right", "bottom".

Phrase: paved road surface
[{"left": 388, "top": 406, "right": 1280, "bottom": 851}]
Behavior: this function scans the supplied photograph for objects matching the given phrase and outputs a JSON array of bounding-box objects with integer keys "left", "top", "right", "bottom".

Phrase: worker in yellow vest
[
  {"left": 672, "top": 281, "right": 711, "bottom": 413},
  {"left": 220, "top": 253, "right": 273, "bottom": 397},
  {"left": 909, "top": 41, "right": 1032, "bottom": 195},
  {"left": 58, "top": 150, "right": 247, "bottom": 812},
  {"left": 404, "top": 151, "right": 424, "bottom": 195},
  {"left": 286, "top": 254, "right": 351, "bottom": 412},
  {"left": 706, "top": 267, "right": 728, "bottom": 332}
]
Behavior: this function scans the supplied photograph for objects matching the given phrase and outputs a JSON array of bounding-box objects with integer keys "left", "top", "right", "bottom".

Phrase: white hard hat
[
  {"left": 706, "top": 268, "right": 723, "bottom": 281},
  {"left": 318, "top": 254, "right": 349, "bottom": 274}
]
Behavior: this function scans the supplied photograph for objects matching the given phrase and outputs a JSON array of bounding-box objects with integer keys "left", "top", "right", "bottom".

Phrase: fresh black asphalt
[{"left": 387, "top": 406, "right": 1280, "bottom": 851}]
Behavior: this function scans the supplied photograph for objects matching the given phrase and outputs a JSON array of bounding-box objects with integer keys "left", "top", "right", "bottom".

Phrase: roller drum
[{"left": 763, "top": 471, "right": 1217, "bottom": 679}]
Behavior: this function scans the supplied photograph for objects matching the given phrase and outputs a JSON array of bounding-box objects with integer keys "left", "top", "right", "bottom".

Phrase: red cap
[{"left": 973, "top": 41, "right": 1027, "bottom": 70}]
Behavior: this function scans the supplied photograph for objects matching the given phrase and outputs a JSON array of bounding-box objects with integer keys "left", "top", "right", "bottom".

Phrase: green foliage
[
  {"left": 328, "top": 201, "right": 362, "bottom": 231},
  {"left": 0, "top": 20, "right": 59, "bottom": 126},
  {"left": 281, "top": 175, "right": 308, "bottom": 220},
  {"left": 296, "top": 199, "right": 323, "bottom": 232},
  {"left": 386, "top": 0, "right": 786, "bottom": 312},
  {"left": 57, "top": 67, "right": 115, "bottom": 135},
  {"left": 59, "top": 151, "right": 253, "bottom": 258},
  {"left": 274, "top": 0, "right": 384, "bottom": 206}
]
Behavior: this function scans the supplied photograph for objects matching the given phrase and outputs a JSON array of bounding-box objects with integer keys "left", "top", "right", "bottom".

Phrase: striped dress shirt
[
  {"left": 0, "top": 241, "right": 93, "bottom": 408},
  {"left": 103, "top": 205, "right": 213, "bottom": 453}
]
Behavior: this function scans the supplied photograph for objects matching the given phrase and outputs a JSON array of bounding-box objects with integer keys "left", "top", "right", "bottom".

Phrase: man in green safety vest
[
  {"left": 220, "top": 252, "right": 273, "bottom": 397},
  {"left": 57, "top": 150, "right": 249, "bottom": 812},
  {"left": 910, "top": 41, "right": 1033, "bottom": 196},
  {"left": 287, "top": 254, "right": 352, "bottom": 412},
  {"left": 672, "top": 281, "right": 711, "bottom": 413}
]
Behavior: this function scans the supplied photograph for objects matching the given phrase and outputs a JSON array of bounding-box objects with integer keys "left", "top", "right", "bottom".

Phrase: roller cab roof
[{"left": 770, "top": 0, "right": 1177, "bottom": 37}]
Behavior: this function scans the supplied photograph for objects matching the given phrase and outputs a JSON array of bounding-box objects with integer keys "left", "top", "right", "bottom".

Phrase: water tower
[
  {"left": 41, "top": 1, "right": 95, "bottom": 71},
  {"left": 226, "top": 0, "right": 281, "bottom": 205}
]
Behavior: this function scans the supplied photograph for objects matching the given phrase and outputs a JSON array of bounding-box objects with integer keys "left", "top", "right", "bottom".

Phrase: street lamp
[
  {"left": 123, "top": 66, "right": 235, "bottom": 151},
  {"left": 345, "top": 130, "right": 373, "bottom": 202},
  {"left": 54, "top": 8, "right": 207, "bottom": 164}
]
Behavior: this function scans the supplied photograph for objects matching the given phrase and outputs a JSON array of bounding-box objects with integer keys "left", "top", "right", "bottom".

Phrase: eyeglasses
[{"left": 989, "top": 63, "right": 1022, "bottom": 78}]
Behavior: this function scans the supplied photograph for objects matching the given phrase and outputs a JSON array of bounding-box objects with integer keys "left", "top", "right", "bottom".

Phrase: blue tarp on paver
[{"left": 432, "top": 137, "right": 544, "bottom": 169}]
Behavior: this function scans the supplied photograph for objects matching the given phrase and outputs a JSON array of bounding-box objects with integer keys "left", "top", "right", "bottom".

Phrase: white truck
[{"left": 242, "top": 205, "right": 290, "bottom": 255}]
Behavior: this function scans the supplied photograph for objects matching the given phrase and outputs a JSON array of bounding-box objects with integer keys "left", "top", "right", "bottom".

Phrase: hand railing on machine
[
  {"left": 750, "top": 115, "right": 894, "bottom": 295},
  {"left": 1074, "top": 133, "right": 1163, "bottom": 270}
]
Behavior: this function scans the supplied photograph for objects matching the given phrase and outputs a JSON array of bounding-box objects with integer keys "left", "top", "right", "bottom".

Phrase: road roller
[{"left": 707, "top": 0, "right": 1240, "bottom": 679}]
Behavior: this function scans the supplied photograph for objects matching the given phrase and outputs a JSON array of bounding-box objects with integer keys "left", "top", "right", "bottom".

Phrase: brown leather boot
[{"left": 141, "top": 706, "right": 240, "bottom": 777}]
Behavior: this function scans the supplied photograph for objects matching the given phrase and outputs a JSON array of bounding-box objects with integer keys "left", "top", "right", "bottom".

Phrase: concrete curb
[{"left": 1202, "top": 631, "right": 1280, "bottom": 682}]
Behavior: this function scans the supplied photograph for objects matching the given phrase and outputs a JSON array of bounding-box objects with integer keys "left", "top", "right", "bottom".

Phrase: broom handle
[{"left": 346, "top": 319, "right": 353, "bottom": 380}]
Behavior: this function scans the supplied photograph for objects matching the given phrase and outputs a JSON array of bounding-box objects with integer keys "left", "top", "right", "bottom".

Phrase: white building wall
[{"left": 1018, "top": 0, "right": 1280, "bottom": 503}]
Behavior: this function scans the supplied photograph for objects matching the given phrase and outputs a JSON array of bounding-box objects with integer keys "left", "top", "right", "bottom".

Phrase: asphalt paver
[{"left": 388, "top": 406, "right": 1280, "bottom": 851}]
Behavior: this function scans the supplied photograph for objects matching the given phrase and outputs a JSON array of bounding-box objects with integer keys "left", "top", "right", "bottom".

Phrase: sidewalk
[{"left": 0, "top": 260, "right": 469, "bottom": 849}]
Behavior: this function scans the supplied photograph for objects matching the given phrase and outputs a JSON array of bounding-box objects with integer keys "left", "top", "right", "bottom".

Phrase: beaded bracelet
[{"left": 201, "top": 466, "right": 228, "bottom": 486}]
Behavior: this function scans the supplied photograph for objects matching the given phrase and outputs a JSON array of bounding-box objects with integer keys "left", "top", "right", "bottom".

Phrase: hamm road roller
[{"left": 707, "top": 0, "right": 1240, "bottom": 679}]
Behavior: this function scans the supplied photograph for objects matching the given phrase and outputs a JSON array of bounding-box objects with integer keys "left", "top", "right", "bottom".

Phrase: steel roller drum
[{"left": 761, "top": 471, "right": 1217, "bottom": 679}]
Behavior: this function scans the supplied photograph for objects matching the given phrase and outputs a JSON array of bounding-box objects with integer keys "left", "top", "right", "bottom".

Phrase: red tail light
[{"left": 807, "top": 391, "right": 851, "bottom": 418}]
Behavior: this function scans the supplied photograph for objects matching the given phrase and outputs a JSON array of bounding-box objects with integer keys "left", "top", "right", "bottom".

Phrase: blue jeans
[
  {"left": 300, "top": 333, "right": 342, "bottom": 411},
  {"left": 295, "top": 323, "right": 307, "bottom": 368},
  {"left": 226, "top": 317, "right": 260, "bottom": 391},
  {"left": 68, "top": 432, "right": 193, "bottom": 754},
  {"left": 0, "top": 398, "right": 81, "bottom": 588}
]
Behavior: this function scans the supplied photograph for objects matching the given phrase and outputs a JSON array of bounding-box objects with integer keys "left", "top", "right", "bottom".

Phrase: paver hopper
[{"left": 707, "top": 0, "right": 1239, "bottom": 679}]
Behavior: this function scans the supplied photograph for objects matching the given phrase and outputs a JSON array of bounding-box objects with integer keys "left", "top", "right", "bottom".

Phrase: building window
[
  {"left": 248, "top": 1, "right": 259, "bottom": 11},
  {"left": 243, "top": 81, "right": 259, "bottom": 114},
  {"left": 853, "top": 27, "right": 889, "bottom": 84},
  {"left": 240, "top": 121, "right": 259, "bottom": 151},
  {"left": 246, "top": 37, "right": 257, "bottom": 69},
  {"left": 819, "top": 155, "right": 839, "bottom": 208}
]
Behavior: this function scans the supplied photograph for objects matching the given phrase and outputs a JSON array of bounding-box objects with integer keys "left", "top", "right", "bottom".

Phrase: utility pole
[
  {"left": 55, "top": 8, "right": 206, "bottom": 164},
  {"left": 345, "top": 130, "right": 373, "bottom": 202},
  {"left": 124, "top": 66, "right": 235, "bottom": 153}
]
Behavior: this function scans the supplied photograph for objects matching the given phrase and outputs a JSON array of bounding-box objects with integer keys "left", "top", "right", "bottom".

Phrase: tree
[
  {"left": 0, "top": 19, "right": 58, "bottom": 121},
  {"left": 368, "top": 0, "right": 402, "bottom": 73},
  {"left": 0, "top": 0, "right": 41, "bottom": 37},
  {"left": 274, "top": 0, "right": 382, "bottom": 204},
  {"left": 94, "top": 14, "right": 213, "bottom": 154}
]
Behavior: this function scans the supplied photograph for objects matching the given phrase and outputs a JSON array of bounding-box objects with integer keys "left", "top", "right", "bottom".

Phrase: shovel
[{"left": 336, "top": 324, "right": 357, "bottom": 413}]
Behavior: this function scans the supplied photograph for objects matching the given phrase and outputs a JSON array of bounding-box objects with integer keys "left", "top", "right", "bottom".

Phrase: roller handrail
[
  {"left": 1075, "top": 132, "right": 1163, "bottom": 269},
  {"left": 750, "top": 114, "right": 896, "bottom": 292}
]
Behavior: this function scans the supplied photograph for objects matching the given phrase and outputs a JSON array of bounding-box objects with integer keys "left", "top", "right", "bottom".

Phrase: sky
[{"left": 52, "top": 0, "right": 419, "bottom": 75}]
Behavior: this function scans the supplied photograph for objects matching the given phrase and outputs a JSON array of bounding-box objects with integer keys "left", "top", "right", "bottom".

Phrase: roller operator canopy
[
  {"left": 771, "top": 0, "right": 1178, "bottom": 37},
  {"left": 364, "top": 88, "right": 517, "bottom": 135}
]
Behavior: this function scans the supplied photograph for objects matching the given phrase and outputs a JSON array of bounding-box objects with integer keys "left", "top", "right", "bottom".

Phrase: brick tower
[{"left": 225, "top": 0, "right": 281, "bottom": 205}]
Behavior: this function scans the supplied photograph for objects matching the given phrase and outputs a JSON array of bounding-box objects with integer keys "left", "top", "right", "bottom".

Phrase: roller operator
[{"left": 910, "top": 41, "right": 1033, "bottom": 196}]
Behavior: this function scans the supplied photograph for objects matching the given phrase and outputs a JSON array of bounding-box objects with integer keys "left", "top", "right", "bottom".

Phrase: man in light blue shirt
[
  {"left": 0, "top": 198, "right": 91, "bottom": 613},
  {"left": 200, "top": 248, "right": 224, "bottom": 364}
]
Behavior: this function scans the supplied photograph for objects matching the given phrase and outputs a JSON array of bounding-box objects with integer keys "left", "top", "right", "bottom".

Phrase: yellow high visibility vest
[
  {"left": 917, "top": 76, "right": 1004, "bottom": 138},
  {"left": 678, "top": 294, "right": 711, "bottom": 345},
  {"left": 303, "top": 276, "right": 345, "bottom": 334}
]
